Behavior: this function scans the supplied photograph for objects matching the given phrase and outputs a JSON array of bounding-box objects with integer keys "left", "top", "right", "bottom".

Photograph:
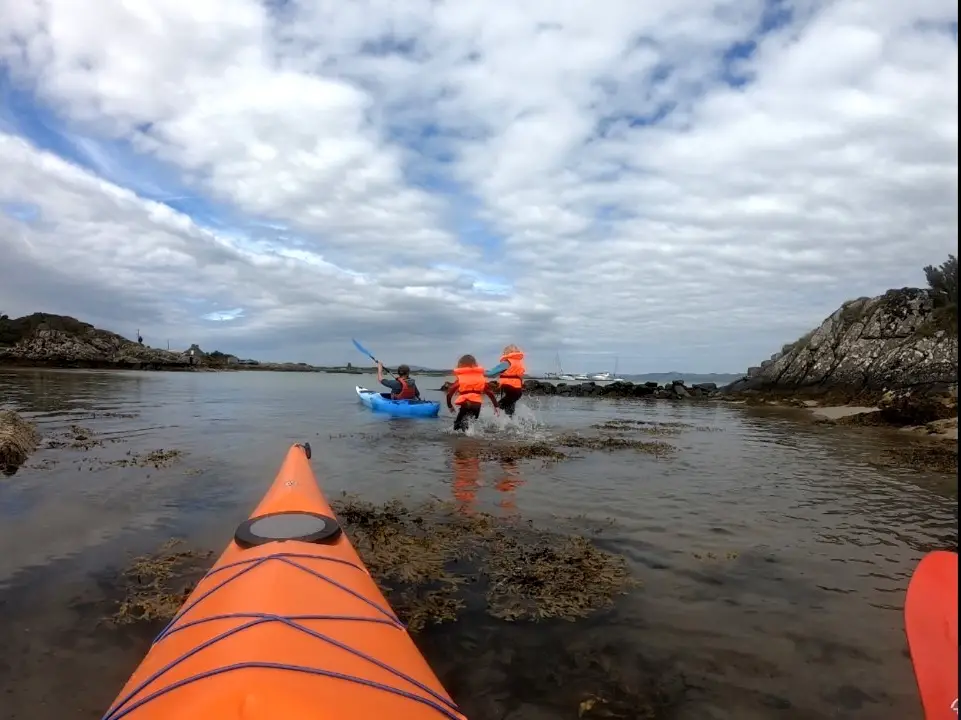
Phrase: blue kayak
[{"left": 355, "top": 385, "right": 441, "bottom": 418}]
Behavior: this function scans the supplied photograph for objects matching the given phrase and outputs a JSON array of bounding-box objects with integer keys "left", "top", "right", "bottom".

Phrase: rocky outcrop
[
  {"left": 0, "top": 410, "right": 40, "bottom": 476},
  {"left": 0, "top": 314, "right": 194, "bottom": 370},
  {"left": 723, "top": 288, "right": 958, "bottom": 400},
  {"left": 0, "top": 313, "right": 328, "bottom": 372}
]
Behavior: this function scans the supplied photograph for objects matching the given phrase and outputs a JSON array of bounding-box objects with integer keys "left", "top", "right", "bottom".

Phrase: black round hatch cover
[{"left": 234, "top": 511, "right": 341, "bottom": 548}]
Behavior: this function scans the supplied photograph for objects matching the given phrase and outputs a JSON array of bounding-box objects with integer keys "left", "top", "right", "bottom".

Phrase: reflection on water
[
  {"left": 452, "top": 446, "right": 482, "bottom": 513},
  {"left": 448, "top": 444, "right": 526, "bottom": 515},
  {"left": 494, "top": 459, "right": 523, "bottom": 513},
  {"left": 0, "top": 368, "right": 957, "bottom": 720}
]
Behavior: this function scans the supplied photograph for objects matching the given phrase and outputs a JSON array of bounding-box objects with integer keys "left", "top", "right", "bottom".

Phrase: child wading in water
[
  {"left": 446, "top": 354, "right": 499, "bottom": 431},
  {"left": 485, "top": 344, "right": 526, "bottom": 417}
]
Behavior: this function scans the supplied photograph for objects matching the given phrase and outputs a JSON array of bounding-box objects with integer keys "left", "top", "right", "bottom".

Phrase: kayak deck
[
  {"left": 103, "top": 443, "right": 463, "bottom": 720},
  {"left": 905, "top": 550, "right": 958, "bottom": 720}
]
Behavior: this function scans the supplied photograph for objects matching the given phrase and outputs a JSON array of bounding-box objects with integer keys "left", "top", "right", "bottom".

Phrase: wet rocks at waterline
[
  {"left": 524, "top": 379, "right": 720, "bottom": 399},
  {"left": 438, "top": 379, "right": 720, "bottom": 400}
]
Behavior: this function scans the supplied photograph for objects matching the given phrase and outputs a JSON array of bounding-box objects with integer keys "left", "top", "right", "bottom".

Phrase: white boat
[
  {"left": 589, "top": 357, "right": 626, "bottom": 383},
  {"left": 549, "top": 352, "right": 575, "bottom": 381},
  {"left": 548, "top": 352, "right": 590, "bottom": 382}
]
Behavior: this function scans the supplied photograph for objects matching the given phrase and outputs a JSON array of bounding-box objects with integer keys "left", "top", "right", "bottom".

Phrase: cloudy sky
[{"left": 0, "top": 1, "right": 956, "bottom": 373}]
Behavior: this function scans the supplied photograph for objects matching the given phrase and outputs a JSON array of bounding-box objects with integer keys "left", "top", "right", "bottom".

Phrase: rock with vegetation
[
  {"left": 0, "top": 313, "right": 192, "bottom": 370},
  {"left": 0, "top": 410, "right": 41, "bottom": 475},
  {"left": 0, "top": 312, "right": 329, "bottom": 372},
  {"left": 725, "top": 255, "right": 958, "bottom": 400}
]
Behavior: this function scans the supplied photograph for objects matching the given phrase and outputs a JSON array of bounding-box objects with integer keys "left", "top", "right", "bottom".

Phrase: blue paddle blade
[{"left": 352, "top": 338, "right": 375, "bottom": 360}]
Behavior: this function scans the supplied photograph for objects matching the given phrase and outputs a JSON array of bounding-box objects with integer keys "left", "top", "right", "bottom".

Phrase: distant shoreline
[
  {"left": 0, "top": 359, "right": 733, "bottom": 382},
  {"left": 0, "top": 358, "right": 453, "bottom": 376},
  {"left": 0, "top": 358, "right": 734, "bottom": 382}
]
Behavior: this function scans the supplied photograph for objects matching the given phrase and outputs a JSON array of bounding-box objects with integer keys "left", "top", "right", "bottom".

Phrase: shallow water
[{"left": 0, "top": 368, "right": 956, "bottom": 720}]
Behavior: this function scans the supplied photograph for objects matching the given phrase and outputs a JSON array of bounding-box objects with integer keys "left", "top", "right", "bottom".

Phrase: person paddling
[
  {"left": 486, "top": 344, "right": 526, "bottom": 417},
  {"left": 377, "top": 361, "right": 420, "bottom": 401},
  {"left": 446, "top": 354, "right": 499, "bottom": 431}
]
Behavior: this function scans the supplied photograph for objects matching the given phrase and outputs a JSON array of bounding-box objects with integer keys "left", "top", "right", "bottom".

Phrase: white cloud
[{"left": 0, "top": 0, "right": 956, "bottom": 372}]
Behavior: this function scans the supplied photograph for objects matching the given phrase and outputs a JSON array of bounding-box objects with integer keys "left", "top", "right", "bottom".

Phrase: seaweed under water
[
  {"left": 331, "top": 495, "right": 640, "bottom": 628},
  {"left": 871, "top": 439, "right": 959, "bottom": 475},
  {"left": 105, "top": 500, "right": 688, "bottom": 719},
  {"left": 444, "top": 431, "right": 679, "bottom": 466},
  {"left": 110, "top": 539, "right": 213, "bottom": 624},
  {"left": 109, "top": 498, "right": 638, "bottom": 630},
  {"left": 556, "top": 433, "right": 677, "bottom": 457}
]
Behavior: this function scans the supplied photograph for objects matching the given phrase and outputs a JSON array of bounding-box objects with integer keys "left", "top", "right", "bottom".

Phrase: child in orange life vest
[
  {"left": 485, "top": 344, "right": 526, "bottom": 417},
  {"left": 446, "top": 354, "right": 499, "bottom": 431}
]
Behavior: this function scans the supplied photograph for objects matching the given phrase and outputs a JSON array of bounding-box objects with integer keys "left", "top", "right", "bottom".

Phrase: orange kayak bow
[
  {"left": 103, "top": 442, "right": 466, "bottom": 720},
  {"left": 904, "top": 550, "right": 958, "bottom": 720}
]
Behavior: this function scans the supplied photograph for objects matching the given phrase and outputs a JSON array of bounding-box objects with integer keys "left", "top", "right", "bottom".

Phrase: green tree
[
  {"left": 919, "top": 254, "right": 958, "bottom": 336},
  {"left": 923, "top": 254, "right": 958, "bottom": 308}
]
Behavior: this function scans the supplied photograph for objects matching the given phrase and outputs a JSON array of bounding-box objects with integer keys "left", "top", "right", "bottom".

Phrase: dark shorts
[
  {"left": 498, "top": 386, "right": 523, "bottom": 416},
  {"left": 453, "top": 401, "right": 482, "bottom": 431}
]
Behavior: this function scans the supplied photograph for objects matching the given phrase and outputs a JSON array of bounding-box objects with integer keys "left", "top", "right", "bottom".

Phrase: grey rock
[{"left": 727, "top": 288, "right": 957, "bottom": 394}]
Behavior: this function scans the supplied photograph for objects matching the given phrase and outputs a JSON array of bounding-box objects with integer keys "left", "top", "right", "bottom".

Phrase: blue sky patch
[
  {"left": 0, "top": 201, "right": 40, "bottom": 224},
  {"left": 202, "top": 308, "right": 245, "bottom": 322}
]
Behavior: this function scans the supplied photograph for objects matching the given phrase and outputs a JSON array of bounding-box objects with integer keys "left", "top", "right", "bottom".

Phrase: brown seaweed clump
[
  {"left": 592, "top": 419, "right": 686, "bottom": 436},
  {"left": 108, "top": 448, "right": 184, "bottom": 469},
  {"left": 46, "top": 424, "right": 102, "bottom": 451},
  {"left": 110, "top": 539, "right": 213, "bottom": 624},
  {"left": 485, "top": 534, "right": 637, "bottom": 622},
  {"left": 106, "top": 499, "right": 638, "bottom": 635},
  {"left": 871, "top": 440, "right": 958, "bottom": 475},
  {"left": 332, "top": 496, "right": 639, "bottom": 632},
  {"left": 476, "top": 441, "right": 567, "bottom": 463},
  {"left": 0, "top": 410, "right": 41, "bottom": 475},
  {"left": 593, "top": 419, "right": 720, "bottom": 435},
  {"left": 558, "top": 432, "right": 676, "bottom": 457}
]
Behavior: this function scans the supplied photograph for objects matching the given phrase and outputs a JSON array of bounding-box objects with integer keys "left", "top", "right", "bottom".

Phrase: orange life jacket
[
  {"left": 393, "top": 377, "right": 417, "bottom": 400},
  {"left": 498, "top": 351, "right": 526, "bottom": 390},
  {"left": 452, "top": 365, "right": 487, "bottom": 405}
]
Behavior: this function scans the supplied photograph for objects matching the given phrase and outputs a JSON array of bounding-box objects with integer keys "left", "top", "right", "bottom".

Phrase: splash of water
[{"left": 455, "top": 402, "right": 551, "bottom": 441}]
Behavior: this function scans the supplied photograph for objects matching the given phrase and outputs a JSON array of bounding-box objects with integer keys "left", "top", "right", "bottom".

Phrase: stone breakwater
[
  {"left": 436, "top": 379, "right": 721, "bottom": 400},
  {"left": 521, "top": 379, "right": 720, "bottom": 400}
]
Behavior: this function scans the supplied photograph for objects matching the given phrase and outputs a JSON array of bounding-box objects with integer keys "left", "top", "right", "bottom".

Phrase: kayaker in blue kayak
[{"left": 377, "top": 361, "right": 421, "bottom": 401}]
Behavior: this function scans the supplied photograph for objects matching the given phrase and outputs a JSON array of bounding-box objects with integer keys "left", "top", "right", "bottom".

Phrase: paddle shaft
[{"left": 352, "top": 339, "right": 397, "bottom": 379}]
